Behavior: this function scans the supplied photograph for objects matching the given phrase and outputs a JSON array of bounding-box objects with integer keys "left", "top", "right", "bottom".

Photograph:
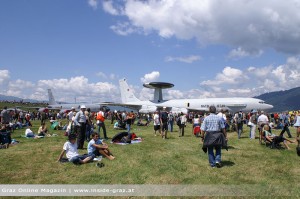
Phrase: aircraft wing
[{"left": 101, "top": 102, "right": 142, "bottom": 111}]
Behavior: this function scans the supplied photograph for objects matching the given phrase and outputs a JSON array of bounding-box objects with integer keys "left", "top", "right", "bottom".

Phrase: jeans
[
  {"left": 208, "top": 146, "right": 221, "bottom": 167},
  {"left": 76, "top": 123, "right": 86, "bottom": 149},
  {"left": 85, "top": 124, "right": 92, "bottom": 141},
  {"left": 168, "top": 121, "right": 174, "bottom": 132},
  {"left": 280, "top": 124, "right": 292, "bottom": 138},
  {"left": 126, "top": 124, "right": 131, "bottom": 134},
  {"left": 237, "top": 123, "right": 243, "bottom": 139},
  {"left": 250, "top": 124, "right": 256, "bottom": 139},
  {"left": 69, "top": 154, "right": 94, "bottom": 164}
]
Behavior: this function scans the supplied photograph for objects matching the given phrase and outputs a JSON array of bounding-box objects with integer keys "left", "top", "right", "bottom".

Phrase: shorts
[
  {"left": 162, "top": 123, "right": 168, "bottom": 131},
  {"left": 154, "top": 125, "right": 160, "bottom": 131}
]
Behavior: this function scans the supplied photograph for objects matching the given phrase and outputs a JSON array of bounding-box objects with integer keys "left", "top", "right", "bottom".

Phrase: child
[
  {"left": 57, "top": 134, "right": 94, "bottom": 164},
  {"left": 88, "top": 132, "right": 115, "bottom": 160}
]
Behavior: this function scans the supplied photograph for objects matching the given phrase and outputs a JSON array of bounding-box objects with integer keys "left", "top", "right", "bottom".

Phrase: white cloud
[
  {"left": 88, "top": 0, "right": 98, "bottom": 10},
  {"left": 104, "top": 0, "right": 300, "bottom": 54},
  {"left": 96, "top": 72, "right": 107, "bottom": 79},
  {"left": 140, "top": 71, "right": 160, "bottom": 83},
  {"left": 227, "top": 88, "right": 251, "bottom": 94},
  {"left": 0, "top": 70, "right": 10, "bottom": 95},
  {"left": 165, "top": 55, "right": 201, "bottom": 63},
  {"left": 102, "top": 0, "right": 121, "bottom": 15},
  {"left": 110, "top": 22, "right": 141, "bottom": 36},
  {"left": 199, "top": 56, "right": 300, "bottom": 97},
  {"left": 201, "top": 66, "right": 247, "bottom": 86}
]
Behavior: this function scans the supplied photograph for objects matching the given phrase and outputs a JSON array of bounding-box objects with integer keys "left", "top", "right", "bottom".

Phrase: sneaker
[
  {"left": 96, "top": 162, "right": 105, "bottom": 168},
  {"left": 216, "top": 162, "right": 222, "bottom": 168}
]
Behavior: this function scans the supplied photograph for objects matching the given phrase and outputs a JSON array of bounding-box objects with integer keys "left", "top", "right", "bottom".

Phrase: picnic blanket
[{"left": 111, "top": 138, "right": 143, "bottom": 145}]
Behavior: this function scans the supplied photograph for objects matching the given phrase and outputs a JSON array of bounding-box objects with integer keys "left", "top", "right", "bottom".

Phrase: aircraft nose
[{"left": 267, "top": 104, "right": 273, "bottom": 109}]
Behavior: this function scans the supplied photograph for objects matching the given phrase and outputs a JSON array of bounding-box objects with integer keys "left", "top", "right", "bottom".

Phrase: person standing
[
  {"left": 179, "top": 113, "right": 187, "bottom": 137},
  {"left": 168, "top": 111, "right": 174, "bottom": 132},
  {"left": 73, "top": 105, "right": 87, "bottom": 149},
  {"left": 153, "top": 111, "right": 161, "bottom": 136},
  {"left": 85, "top": 108, "right": 93, "bottom": 142},
  {"left": 201, "top": 106, "right": 227, "bottom": 168},
  {"left": 160, "top": 108, "right": 168, "bottom": 139},
  {"left": 0, "top": 106, "right": 10, "bottom": 125},
  {"left": 234, "top": 111, "right": 244, "bottom": 139},
  {"left": 126, "top": 111, "right": 134, "bottom": 134},
  {"left": 96, "top": 107, "right": 108, "bottom": 140},
  {"left": 280, "top": 112, "right": 292, "bottom": 138},
  {"left": 249, "top": 111, "right": 257, "bottom": 139}
]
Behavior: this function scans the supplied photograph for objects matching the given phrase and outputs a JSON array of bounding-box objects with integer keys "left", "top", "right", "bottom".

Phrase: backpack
[
  {"left": 96, "top": 112, "right": 105, "bottom": 122},
  {"left": 176, "top": 117, "right": 181, "bottom": 126}
]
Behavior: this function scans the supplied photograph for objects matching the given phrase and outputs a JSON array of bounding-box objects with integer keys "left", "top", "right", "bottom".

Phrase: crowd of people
[{"left": 1, "top": 103, "right": 300, "bottom": 167}]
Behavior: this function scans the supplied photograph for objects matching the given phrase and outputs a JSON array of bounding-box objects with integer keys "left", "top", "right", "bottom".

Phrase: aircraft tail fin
[
  {"left": 119, "top": 79, "right": 140, "bottom": 103},
  {"left": 47, "top": 89, "right": 57, "bottom": 105}
]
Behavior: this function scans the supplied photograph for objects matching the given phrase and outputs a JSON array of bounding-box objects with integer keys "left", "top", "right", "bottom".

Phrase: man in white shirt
[
  {"left": 57, "top": 134, "right": 94, "bottom": 164},
  {"left": 153, "top": 111, "right": 161, "bottom": 136},
  {"left": 257, "top": 111, "right": 269, "bottom": 126},
  {"left": 74, "top": 105, "right": 87, "bottom": 149}
]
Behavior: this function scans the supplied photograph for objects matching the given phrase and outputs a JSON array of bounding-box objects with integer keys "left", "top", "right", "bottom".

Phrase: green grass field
[{"left": 1, "top": 107, "right": 300, "bottom": 197}]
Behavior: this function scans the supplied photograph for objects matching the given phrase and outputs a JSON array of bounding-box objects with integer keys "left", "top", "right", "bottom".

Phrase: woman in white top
[{"left": 192, "top": 115, "right": 200, "bottom": 128}]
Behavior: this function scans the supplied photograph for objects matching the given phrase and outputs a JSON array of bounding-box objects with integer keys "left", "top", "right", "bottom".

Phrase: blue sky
[{"left": 1, "top": 0, "right": 300, "bottom": 103}]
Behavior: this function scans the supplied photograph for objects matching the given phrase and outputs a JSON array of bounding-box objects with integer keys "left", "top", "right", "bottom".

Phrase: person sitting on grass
[
  {"left": 137, "top": 119, "right": 148, "bottom": 126},
  {"left": 37, "top": 122, "right": 48, "bottom": 136},
  {"left": 264, "top": 125, "right": 295, "bottom": 149},
  {"left": 25, "top": 126, "right": 36, "bottom": 138},
  {"left": 57, "top": 134, "right": 95, "bottom": 164},
  {"left": 88, "top": 132, "right": 115, "bottom": 160}
]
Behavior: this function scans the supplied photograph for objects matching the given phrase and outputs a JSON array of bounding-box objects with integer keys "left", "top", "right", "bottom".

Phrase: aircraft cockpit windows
[{"left": 259, "top": 101, "right": 265, "bottom": 104}]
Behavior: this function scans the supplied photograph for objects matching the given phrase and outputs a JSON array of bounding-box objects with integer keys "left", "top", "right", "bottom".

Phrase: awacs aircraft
[
  {"left": 45, "top": 89, "right": 107, "bottom": 113},
  {"left": 104, "top": 79, "right": 273, "bottom": 114}
]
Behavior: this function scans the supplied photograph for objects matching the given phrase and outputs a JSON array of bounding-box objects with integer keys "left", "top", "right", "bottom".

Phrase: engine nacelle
[
  {"left": 169, "top": 107, "right": 188, "bottom": 114},
  {"left": 139, "top": 105, "right": 157, "bottom": 113}
]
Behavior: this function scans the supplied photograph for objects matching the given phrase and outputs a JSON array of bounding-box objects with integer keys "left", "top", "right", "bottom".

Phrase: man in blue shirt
[
  {"left": 88, "top": 132, "right": 115, "bottom": 160},
  {"left": 201, "top": 106, "right": 227, "bottom": 168},
  {"left": 280, "top": 112, "right": 292, "bottom": 138}
]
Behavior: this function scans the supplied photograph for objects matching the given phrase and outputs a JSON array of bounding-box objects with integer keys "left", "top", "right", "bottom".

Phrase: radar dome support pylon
[{"left": 143, "top": 82, "right": 174, "bottom": 103}]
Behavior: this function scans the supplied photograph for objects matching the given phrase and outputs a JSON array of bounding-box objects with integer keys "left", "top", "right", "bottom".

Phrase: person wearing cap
[{"left": 74, "top": 105, "right": 87, "bottom": 149}]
